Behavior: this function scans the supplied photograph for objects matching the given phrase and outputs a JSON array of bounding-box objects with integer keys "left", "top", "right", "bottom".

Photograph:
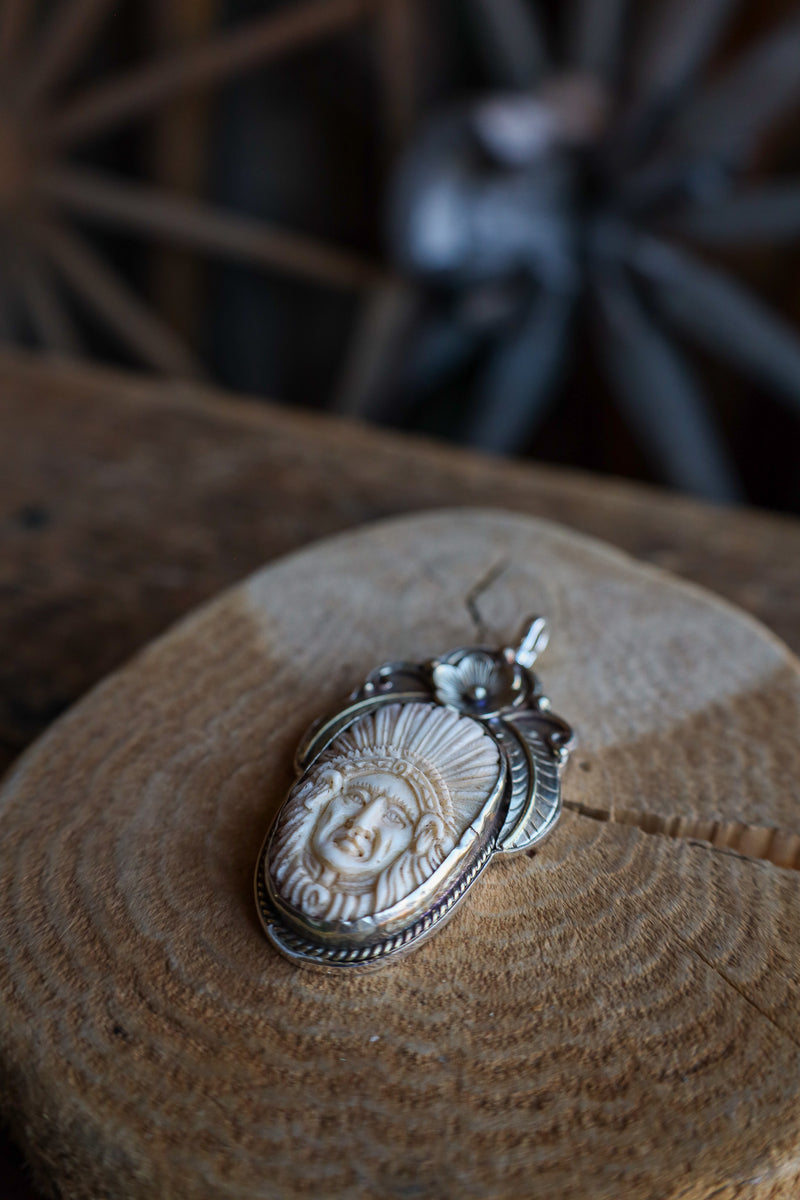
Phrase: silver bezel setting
[{"left": 255, "top": 617, "right": 573, "bottom": 972}]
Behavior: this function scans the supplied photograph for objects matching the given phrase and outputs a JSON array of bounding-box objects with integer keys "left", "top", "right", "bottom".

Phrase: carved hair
[{"left": 269, "top": 702, "right": 500, "bottom": 922}]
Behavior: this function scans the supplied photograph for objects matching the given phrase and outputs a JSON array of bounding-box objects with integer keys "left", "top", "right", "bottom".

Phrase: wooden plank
[
  {"left": 1, "top": 507, "right": 800, "bottom": 1198},
  {"left": 2, "top": 346, "right": 799, "bottom": 781},
  {"left": 2, "top": 349, "right": 800, "bottom": 1198}
]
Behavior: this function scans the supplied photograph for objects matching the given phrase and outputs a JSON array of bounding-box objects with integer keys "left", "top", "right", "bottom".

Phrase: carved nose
[
  {"left": 349, "top": 822, "right": 375, "bottom": 844},
  {"left": 349, "top": 796, "right": 385, "bottom": 836}
]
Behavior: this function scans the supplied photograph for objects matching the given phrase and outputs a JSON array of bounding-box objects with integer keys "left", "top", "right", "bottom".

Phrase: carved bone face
[
  {"left": 310, "top": 770, "right": 419, "bottom": 879},
  {"left": 268, "top": 702, "right": 502, "bottom": 926}
]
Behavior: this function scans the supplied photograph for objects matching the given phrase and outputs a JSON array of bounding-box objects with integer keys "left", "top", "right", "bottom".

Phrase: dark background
[{"left": 5, "top": 0, "right": 800, "bottom": 511}]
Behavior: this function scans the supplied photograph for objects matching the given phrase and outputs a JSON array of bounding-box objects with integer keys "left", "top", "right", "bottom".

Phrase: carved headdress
[{"left": 269, "top": 702, "right": 500, "bottom": 923}]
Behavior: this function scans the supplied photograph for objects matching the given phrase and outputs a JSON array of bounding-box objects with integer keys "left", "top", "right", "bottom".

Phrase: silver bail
[{"left": 512, "top": 615, "right": 550, "bottom": 668}]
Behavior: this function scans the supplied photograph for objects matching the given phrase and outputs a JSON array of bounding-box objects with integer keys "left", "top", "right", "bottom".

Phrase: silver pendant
[{"left": 254, "top": 617, "right": 573, "bottom": 972}]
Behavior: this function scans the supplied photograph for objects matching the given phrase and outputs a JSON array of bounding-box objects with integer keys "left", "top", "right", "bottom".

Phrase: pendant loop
[{"left": 510, "top": 614, "right": 550, "bottom": 668}]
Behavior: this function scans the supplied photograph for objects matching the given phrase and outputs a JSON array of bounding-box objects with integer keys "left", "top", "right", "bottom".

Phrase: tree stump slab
[{"left": 1, "top": 509, "right": 799, "bottom": 1200}]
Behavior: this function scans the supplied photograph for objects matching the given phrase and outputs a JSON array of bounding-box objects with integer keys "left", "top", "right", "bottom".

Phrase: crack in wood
[
  {"left": 565, "top": 800, "right": 800, "bottom": 872},
  {"left": 464, "top": 558, "right": 509, "bottom": 641},
  {"left": 643, "top": 906, "right": 800, "bottom": 1056}
]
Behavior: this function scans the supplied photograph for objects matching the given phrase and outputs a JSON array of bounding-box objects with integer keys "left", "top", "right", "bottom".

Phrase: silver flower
[{"left": 432, "top": 650, "right": 524, "bottom": 716}]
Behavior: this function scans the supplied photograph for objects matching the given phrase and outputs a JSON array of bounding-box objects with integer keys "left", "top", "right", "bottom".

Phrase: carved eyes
[
  {"left": 342, "top": 789, "right": 409, "bottom": 829},
  {"left": 342, "top": 789, "right": 368, "bottom": 811}
]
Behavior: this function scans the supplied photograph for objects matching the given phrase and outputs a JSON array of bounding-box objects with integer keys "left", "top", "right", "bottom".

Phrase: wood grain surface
[
  {"left": 1, "top": 509, "right": 799, "bottom": 1200},
  {"left": 3, "top": 349, "right": 800, "bottom": 786},
  {"left": 2, "top": 350, "right": 800, "bottom": 1198}
]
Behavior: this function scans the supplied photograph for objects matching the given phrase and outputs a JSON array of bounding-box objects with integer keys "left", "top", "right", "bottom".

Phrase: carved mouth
[{"left": 334, "top": 830, "right": 372, "bottom": 858}]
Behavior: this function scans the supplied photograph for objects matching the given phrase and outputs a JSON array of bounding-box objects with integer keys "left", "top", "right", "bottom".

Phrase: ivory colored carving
[
  {"left": 268, "top": 702, "right": 502, "bottom": 923},
  {"left": 258, "top": 624, "right": 570, "bottom": 969}
]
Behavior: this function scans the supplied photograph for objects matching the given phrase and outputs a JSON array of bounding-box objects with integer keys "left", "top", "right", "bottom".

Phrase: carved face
[
  {"left": 268, "top": 701, "right": 502, "bottom": 926},
  {"left": 310, "top": 771, "right": 419, "bottom": 880}
]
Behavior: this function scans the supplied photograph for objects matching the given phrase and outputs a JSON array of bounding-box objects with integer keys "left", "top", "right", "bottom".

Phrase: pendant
[{"left": 254, "top": 617, "right": 573, "bottom": 971}]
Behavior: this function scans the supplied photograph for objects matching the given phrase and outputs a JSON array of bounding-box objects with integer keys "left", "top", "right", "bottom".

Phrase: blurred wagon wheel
[
  {"left": 0, "top": 0, "right": 390, "bottom": 376},
  {"left": 0, "top": 0, "right": 799, "bottom": 504},
  {"left": 338, "top": 0, "right": 800, "bottom": 504}
]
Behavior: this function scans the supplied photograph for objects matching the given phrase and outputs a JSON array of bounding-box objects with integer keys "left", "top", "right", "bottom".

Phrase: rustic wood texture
[
  {"left": 0, "top": 508, "right": 799, "bottom": 1200},
  {"left": 2, "top": 349, "right": 800, "bottom": 1197},
  {"left": 0, "top": 0, "right": 386, "bottom": 384},
  {"left": 2, "top": 349, "right": 800, "bottom": 787}
]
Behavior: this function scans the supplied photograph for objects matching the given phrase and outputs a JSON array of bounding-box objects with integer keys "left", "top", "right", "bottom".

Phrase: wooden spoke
[
  {"left": 150, "top": 0, "right": 217, "bottom": 342},
  {"left": 0, "top": 0, "right": 34, "bottom": 74},
  {"left": 465, "top": 0, "right": 548, "bottom": 89},
  {"left": 16, "top": 0, "right": 116, "bottom": 111},
  {"left": 333, "top": 282, "right": 416, "bottom": 414},
  {"left": 0, "top": 279, "right": 18, "bottom": 342},
  {"left": 629, "top": 0, "right": 735, "bottom": 108},
  {"left": 32, "top": 218, "right": 205, "bottom": 377},
  {"left": 15, "top": 241, "right": 83, "bottom": 356},
  {"left": 376, "top": 0, "right": 417, "bottom": 158},
  {"left": 43, "top": 0, "right": 374, "bottom": 149},
  {"left": 668, "top": 181, "right": 800, "bottom": 244},
  {"left": 594, "top": 268, "right": 742, "bottom": 501},
  {"left": 566, "top": 0, "right": 627, "bottom": 78},
  {"left": 678, "top": 14, "right": 800, "bottom": 166},
  {"left": 39, "top": 165, "right": 386, "bottom": 291}
]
